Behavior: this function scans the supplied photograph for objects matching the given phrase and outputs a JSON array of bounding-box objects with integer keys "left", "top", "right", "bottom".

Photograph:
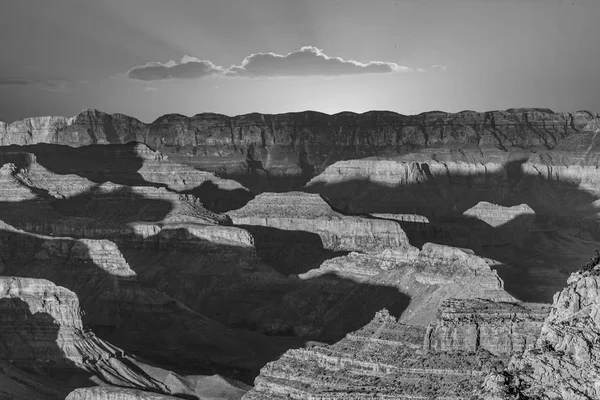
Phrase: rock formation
[
  {"left": 0, "top": 276, "right": 250, "bottom": 399},
  {"left": 228, "top": 191, "right": 415, "bottom": 253},
  {"left": 479, "top": 255, "right": 600, "bottom": 399},
  {"left": 3, "top": 108, "right": 600, "bottom": 397},
  {"left": 1, "top": 108, "right": 595, "bottom": 191},
  {"left": 245, "top": 297, "right": 550, "bottom": 399},
  {"left": 424, "top": 299, "right": 550, "bottom": 355}
]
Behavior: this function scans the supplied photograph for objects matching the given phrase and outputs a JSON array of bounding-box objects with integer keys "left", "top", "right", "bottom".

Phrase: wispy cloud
[
  {"left": 0, "top": 78, "right": 73, "bottom": 92},
  {"left": 429, "top": 64, "right": 448, "bottom": 71},
  {"left": 126, "top": 46, "right": 417, "bottom": 81},
  {"left": 143, "top": 86, "right": 158, "bottom": 92}
]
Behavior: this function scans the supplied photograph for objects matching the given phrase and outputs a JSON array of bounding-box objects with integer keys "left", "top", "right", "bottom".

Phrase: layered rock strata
[
  {"left": 0, "top": 142, "right": 252, "bottom": 212},
  {"left": 479, "top": 260, "right": 600, "bottom": 399},
  {"left": 0, "top": 221, "right": 294, "bottom": 385},
  {"left": 245, "top": 298, "right": 549, "bottom": 400},
  {"left": 0, "top": 276, "right": 251, "bottom": 399},
  {"left": 1, "top": 109, "right": 595, "bottom": 191},
  {"left": 65, "top": 387, "right": 181, "bottom": 400},
  {"left": 228, "top": 192, "right": 414, "bottom": 253},
  {"left": 300, "top": 243, "right": 516, "bottom": 328},
  {"left": 424, "top": 299, "right": 550, "bottom": 355}
]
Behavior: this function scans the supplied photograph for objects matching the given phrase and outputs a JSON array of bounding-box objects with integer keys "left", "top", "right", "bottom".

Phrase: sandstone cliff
[{"left": 1, "top": 108, "right": 594, "bottom": 191}]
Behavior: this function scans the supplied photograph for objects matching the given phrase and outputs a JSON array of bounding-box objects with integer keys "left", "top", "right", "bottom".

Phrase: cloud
[
  {"left": 226, "top": 46, "right": 413, "bottom": 77},
  {"left": 126, "top": 46, "right": 415, "bottom": 81},
  {"left": 128, "top": 56, "right": 225, "bottom": 81},
  {"left": 0, "top": 78, "right": 72, "bottom": 92},
  {"left": 144, "top": 86, "right": 158, "bottom": 92},
  {"left": 429, "top": 64, "right": 448, "bottom": 71}
]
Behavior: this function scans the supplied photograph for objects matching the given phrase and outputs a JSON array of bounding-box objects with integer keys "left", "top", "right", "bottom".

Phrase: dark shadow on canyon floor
[
  {"left": 237, "top": 225, "right": 348, "bottom": 275},
  {"left": 304, "top": 158, "right": 600, "bottom": 303},
  {"left": 0, "top": 187, "right": 412, "bottom": 383},
  {"left": 0, "top": 297, "right": 89, "bottom": 398},
  {"left": 180, "top": 181, "right": 255, "bottom": 213},
  {"left": 0, "top": 143, "right": 254, "bottom": 213}
]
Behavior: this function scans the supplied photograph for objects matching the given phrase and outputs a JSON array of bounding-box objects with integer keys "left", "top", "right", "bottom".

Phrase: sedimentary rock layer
[
  {"left": 480, "top": 260, "right": 600, "bottom": 399},
  {"left": 424, "top": 299, "right": 550, "bottom": 355},
  {"left": 1, "top": 108, "right": 595, "bottom": 190},
  {"left": 228, "top": 191, "right": 414, "bottom": 253},
  {"left": 0, "top": 141, "right": 253, "bottom": 212},
  {"left": 245, "top": 296, "right": 549, "bottom": 400},
  {"left": 0, "top": 276, "right": 251, "bottom": 399},
  {"left": 65, "top": 387, "right": 181, "bottom": 400}
]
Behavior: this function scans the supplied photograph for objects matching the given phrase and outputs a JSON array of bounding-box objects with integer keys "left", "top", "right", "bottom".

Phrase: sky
[{"left": 1, "top": 0, "right": 599, "bottom": 123}]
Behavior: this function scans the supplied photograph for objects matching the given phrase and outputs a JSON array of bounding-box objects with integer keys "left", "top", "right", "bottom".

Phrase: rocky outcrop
[
  {"left": 0, "top": 115, "right": 75, "bottom": 145},
  {"left": 0, "top": 142, "right": 253, "bottom": 212},
  {"left": 245, "top": 302, "right": 544, "bottom": 399},
  {"left": 0, "top": 276, "right": 251, "bottom": 399},
  {"left": 65, "top": 387, "right": 180, "bottom": 400},
  {"left": 1, "top": 109, "right": 595, "bottom": 191},
  {"left": 463, "top": 202, "right": 535, "bottom": 228},
  {"left": 0, "top": 220, "right": 293, "bottom": 386},
  {"left": 424, "top": 299, "right": 550, "bottom": 355},
  {"left": 479, "top": 258, "right": 600, "bottom": 399},
  {"left": 0, "top": 277, "right": 83, "bottom": 365},
  {"left": 228, "top": 191, "right": 414, "bottom": 253}
]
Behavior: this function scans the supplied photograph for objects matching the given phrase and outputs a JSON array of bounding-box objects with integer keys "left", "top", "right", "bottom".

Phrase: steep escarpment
[
  {"left": 0, "top": 276, "right": 250, "bottom": 399},
  {"left": 0, "top": 141, "right": 252, "bottom": 212},
  {"left": 228, "top": 191, "right": 414, "bottom": 253},
  {"left": 245, "top": 295, "right": 550, "bottom": 400},
  {"left": 424, "top": 299, "right": 550, "bottom": 355},
  {"left": 1, "top": 108, "right": 594, "bottom": 191},
  {"left": 479, "top": 256, "right": 600, "bottom": 399},
  {"left": 304, "top": 123, "right": 600, "bottom": 302},
  {"left": 0, "top": 221, "right": 295, "bottom": 386},
  {"left": 288, "top": 243, "right": 515, "bottom": 333}
]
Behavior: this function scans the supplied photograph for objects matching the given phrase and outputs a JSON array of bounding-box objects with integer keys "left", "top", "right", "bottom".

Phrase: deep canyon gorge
[{"left": 1, "top": 108, "right": 600, "bottom": 399}]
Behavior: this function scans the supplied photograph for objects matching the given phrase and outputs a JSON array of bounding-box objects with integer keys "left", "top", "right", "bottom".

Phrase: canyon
[{"left": 1, "top": 108, "right": 600, "bottom": 399}]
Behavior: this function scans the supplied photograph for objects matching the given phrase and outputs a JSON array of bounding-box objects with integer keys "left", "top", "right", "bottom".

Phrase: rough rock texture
[
  {"left": 65, "top": 387, "right": 180, "bottom": 400},
  {"left": 0, "top": 115, "right": 75, "bottom": 145},
  {"left": 424, "top": 299, "right": 550, "bottom": 355},
  {"left": 0, "top": 276, "right": 251, "bottom": 400},
  {"left": 1, "top": 109, "right": 595, "bottom": 191},
  {"left": 0, "top": 220, "right": 296, "bottom": 387},
  {"left": 0, "top": 277, "right": 83, "bottom": 365},
  {"left": 245, "top": 301, "right": 549, "bottom": 400},
  {"left": 293, "top": 243, "right": 515, "bottom": 330},
  {"left": 479, "top": 262, "right": 600, "bottom": 399},
  {"left": 303, "top": 124, "right": 600, "bottom": 303},
  {"left": 228, "top": 192, "right": 415, "bottom": 253},
  {"left": 0, "top": 142, "right": 253, "bottom": 212}
]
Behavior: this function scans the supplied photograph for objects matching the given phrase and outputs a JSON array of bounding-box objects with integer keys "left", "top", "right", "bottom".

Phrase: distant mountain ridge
[{"left": 1, "top": 108, "right": 598, "bottom": 191}]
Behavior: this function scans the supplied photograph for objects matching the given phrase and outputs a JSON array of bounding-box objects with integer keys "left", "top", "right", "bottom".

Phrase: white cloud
[{"left": 126, "top": 46, "right": 418, "bottom": 81}]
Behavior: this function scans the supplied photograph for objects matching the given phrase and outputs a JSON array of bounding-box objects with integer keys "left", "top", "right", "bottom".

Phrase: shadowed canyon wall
[{"left": 1, "top": 108, "right": 596, "bottom": 191}]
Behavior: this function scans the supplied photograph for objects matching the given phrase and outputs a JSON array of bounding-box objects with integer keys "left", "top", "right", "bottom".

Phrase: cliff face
[
  {"left": 65, "top": 387, "right": 181, "bottom": 400},
  {"left": 1, "top": 108, "right": 594, "bottom": 191},
  {"left": 480, "top": 262, "right": 600, "bottom": 399},
  {"left": 0, "top": 277, "right": 83, "bottom": 365},
  {"left": 424, "top": 299, "right": 550, "bottom": 355},
  {"left": 0, "top": 276, "right": 251, "bottom": 400},
  {"left": 228, "top": 192, "right": 415, "bottom": 253},
  {"left": 245, "top": 296, "right": 550, "bottom": 400}
]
